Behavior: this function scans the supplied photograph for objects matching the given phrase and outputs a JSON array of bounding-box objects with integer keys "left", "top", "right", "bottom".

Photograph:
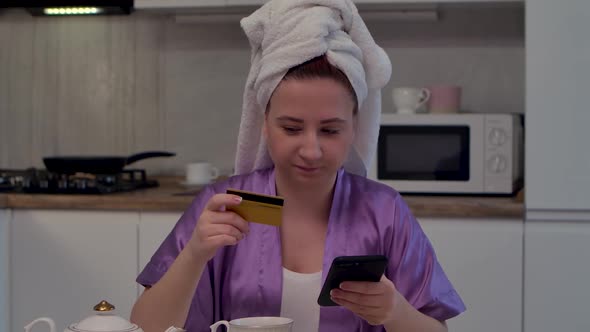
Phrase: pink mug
[{"left": 426, "top": 85, "right": 462, "bottom": 114}]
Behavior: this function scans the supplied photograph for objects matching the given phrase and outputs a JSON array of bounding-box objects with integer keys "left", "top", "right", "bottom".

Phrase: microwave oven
[{"left": 369, "top": 113, "right": 524, "bottom": 195}]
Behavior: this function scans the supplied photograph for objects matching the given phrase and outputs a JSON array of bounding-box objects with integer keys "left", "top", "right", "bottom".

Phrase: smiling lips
[{"left": 295, "top": 165, "right": 320, "bottom": 174}]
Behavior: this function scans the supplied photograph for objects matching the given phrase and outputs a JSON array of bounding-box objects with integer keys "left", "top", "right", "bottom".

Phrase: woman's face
[{"left": 264, "top": 78, "right": 356, "bottom": 185}]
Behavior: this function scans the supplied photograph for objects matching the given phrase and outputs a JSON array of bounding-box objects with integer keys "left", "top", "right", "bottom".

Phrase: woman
[{"left": 130, "top": 1, "right": 465, "bottom": 332}]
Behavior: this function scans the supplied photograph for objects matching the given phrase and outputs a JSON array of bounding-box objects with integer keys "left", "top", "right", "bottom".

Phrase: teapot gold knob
[{"left": 93, "top": 300, "right": 115, "bottom": 312}]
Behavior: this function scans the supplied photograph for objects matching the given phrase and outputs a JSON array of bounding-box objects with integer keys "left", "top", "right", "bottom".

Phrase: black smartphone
[{"left": 317, "top": 255, "right": 388, "bottom": 306}]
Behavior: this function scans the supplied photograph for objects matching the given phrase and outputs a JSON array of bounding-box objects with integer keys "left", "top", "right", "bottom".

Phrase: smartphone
[{"left": 317, "top": 255, "right": 388, "bottom": 306}]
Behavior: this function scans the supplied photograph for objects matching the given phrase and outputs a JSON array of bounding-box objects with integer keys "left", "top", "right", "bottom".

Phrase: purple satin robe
[{"left": 137, "top": 167, "right": 465, "bottom": 331}]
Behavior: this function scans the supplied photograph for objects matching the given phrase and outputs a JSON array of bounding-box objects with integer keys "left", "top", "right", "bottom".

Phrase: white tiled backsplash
[{"left": 0, "top": 6, "right": 524, "bottom": 174}]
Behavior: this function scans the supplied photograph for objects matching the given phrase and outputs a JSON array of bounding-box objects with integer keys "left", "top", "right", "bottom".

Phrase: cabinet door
[
  {"left": 524, "top": 220, "right": 590, "bottom": 332},
  {"left": 352, "top": 0, "right": 521, "bottom": 3},
  {"left": 419, "top": 218, "right": 523, "bottom": 332},
  {"left": 11, "top": 210, "right": 139, "bottom": 332},
  {"left": 525, "top": 0, "right": 590, "bottom": 210},
  {"left": 135, "top": 0, "right": 223, "bottom": 9},
  {"left": 138, "top": 212, "right": 181, "bottom": 297},
  {"left": 0, "top": 209, "right": 11, "bottom": 332},
  {"left": 227, "top": 0, "right": 522, "bottom": 6},
  {"left": 226, "top": 0, "right": 266, "bottom": 5}
]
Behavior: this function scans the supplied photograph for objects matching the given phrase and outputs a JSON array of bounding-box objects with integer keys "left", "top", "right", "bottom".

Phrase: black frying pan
[{"left": 43, "top": 151, "right": 175, "bottom": 174}]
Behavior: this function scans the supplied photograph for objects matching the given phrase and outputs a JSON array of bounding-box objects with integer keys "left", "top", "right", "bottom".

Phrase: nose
[{"left": 298, "top": 131, "right": 322, "bottom": 161}]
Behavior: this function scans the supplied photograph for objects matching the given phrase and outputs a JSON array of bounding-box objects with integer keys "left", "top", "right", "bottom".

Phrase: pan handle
[{"left": 125, "top": 151, "right": 176, "bottom": 165}]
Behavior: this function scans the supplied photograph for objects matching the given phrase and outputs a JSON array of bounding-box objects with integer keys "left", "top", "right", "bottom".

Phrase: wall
[{"left": 0, "top": 5, "right": 524, "bottom": 174}]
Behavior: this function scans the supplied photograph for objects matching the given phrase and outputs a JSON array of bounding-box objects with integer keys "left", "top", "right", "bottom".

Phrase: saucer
[{"left": 179, "top": 181, "right": 208, "bottom": 188}]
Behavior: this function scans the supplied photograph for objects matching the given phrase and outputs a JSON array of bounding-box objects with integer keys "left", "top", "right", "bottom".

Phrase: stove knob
[
  {"left": 488, "top": 128, "right": 507, "bottom": 146},
  {"left": 487, "top": 154, "right": 507, "bottom": 173}
]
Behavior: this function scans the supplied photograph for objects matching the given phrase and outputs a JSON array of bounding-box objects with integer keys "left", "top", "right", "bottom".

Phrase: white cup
[
  {"left": 185, "top": 162, "right": 219, "bottom": 185},
  {"left": 392, "top": 87, "right": 431, "bottom": 114},
  {"left": 210, "top": 317, "right": 293, "bottom": 332}
]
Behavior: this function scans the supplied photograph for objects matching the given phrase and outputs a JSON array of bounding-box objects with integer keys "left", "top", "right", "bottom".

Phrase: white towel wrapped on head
[{"left": 234, "top": 0, "right": 392, "bottom": 176}]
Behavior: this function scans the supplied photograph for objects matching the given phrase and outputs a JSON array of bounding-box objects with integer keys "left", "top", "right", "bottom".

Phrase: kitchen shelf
[{"left": 135, "top": 0, "right": 523, "bottom": 11}]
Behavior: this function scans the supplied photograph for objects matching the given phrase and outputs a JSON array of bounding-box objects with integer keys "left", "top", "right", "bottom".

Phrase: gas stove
[{"left": 0, "top": 168, "right": 158, "bottom": 194}]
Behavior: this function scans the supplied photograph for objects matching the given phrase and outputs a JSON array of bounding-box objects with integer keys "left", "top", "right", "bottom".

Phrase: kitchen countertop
[{"left": 0, "top": 176, "right": 524, "bottom": 218}]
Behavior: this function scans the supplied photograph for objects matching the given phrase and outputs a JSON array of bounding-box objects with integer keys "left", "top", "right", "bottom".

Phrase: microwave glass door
[{"left": 378, "top": 126, "right": 470, "bottom": 181}]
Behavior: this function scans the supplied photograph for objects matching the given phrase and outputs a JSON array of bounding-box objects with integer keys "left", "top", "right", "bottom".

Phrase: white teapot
[{"left": 24, "top": 301, "right": 184, "bottom": 332}]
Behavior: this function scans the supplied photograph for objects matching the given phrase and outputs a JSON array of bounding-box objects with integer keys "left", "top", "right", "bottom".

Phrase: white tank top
[{"left": 280, "top": 268, "right": 322, "bottom": 332}]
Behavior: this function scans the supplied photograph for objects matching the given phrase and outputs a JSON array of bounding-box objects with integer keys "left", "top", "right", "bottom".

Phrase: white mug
[
  {"left": 392, "top": 87, "right": 431, "bottom": 114},
  {"left": 185, "top": 162, "right": 219, "bottom": 185},
  {"left": 210, "top": 317, "right": 293, "bottom": 332}
]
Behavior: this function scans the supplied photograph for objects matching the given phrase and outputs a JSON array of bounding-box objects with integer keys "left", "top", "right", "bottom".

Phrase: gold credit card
[{"left": 226, "top": 188, "right": 284, "bottom": 227}]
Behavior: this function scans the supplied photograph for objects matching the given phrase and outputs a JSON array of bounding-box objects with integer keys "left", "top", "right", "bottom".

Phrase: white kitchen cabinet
[
  {"left": 353, "top": 0, "right": 520, "bottom": 2},
  {"left": 137, "top": 212, "right": 181, "bottom": 297},
  {"left": 10, "top": 210, "right": 139, "bottom": 332},
  {"left": 524, "top": 0, "right": 590, "bottom": 329},
  {"left": 225, "top": 0, "right": 522, "bottom": 6},
  {"left": 226, "top": 0, "right": 266, "bottom": 5},
  {"left": 145, "top": 0, "right": 525, "bottom": 10},
  {"left": 0, "top": 209, "right": 11, "bottom": 332},
  {"left": 135, "top": 0, "right": 223, "bottom": 10},
  {"left": 524, "top": 220, "right": 590, "bottom": 332},
  {"left": 525, "top": 0, "right": 590, "bottom": 211},
  {"left": 419, "top": 218, "right": 523, "bottom": 332},
  {"left": 6, "top": 207, "right": 527, "bottom": 332}
]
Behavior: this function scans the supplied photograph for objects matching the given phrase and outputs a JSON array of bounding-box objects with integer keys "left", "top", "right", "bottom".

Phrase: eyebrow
[{"left": 276, "top": 116, "right": 347, "bottom": 124}]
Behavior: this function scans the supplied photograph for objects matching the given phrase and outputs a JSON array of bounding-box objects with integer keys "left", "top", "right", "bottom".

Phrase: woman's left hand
[{"left": 329, "top": 275, "right": 402, "bottom": 326}]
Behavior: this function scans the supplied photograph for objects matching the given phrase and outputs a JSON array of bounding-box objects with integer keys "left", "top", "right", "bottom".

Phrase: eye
[
  {"left": 282, "top": 126, "right": 302, "bottom": 134},
  {"left": 321, "top": 128, "right": 340, "bottom": 135}
]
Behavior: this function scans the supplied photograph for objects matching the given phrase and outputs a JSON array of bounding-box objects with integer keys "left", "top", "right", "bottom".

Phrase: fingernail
[{"left": 234, "top": 196, "right": 243, "bottom": 203}]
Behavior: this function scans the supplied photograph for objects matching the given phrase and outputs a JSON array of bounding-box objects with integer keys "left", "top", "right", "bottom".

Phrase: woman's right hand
[{"left": 187, "top": 193, "right": 249, "bottom": 262}]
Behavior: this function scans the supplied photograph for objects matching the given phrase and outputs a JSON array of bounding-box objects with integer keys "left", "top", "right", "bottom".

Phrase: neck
[{"left": 274, "top": 171, "right": 337, "bottom": 220}]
